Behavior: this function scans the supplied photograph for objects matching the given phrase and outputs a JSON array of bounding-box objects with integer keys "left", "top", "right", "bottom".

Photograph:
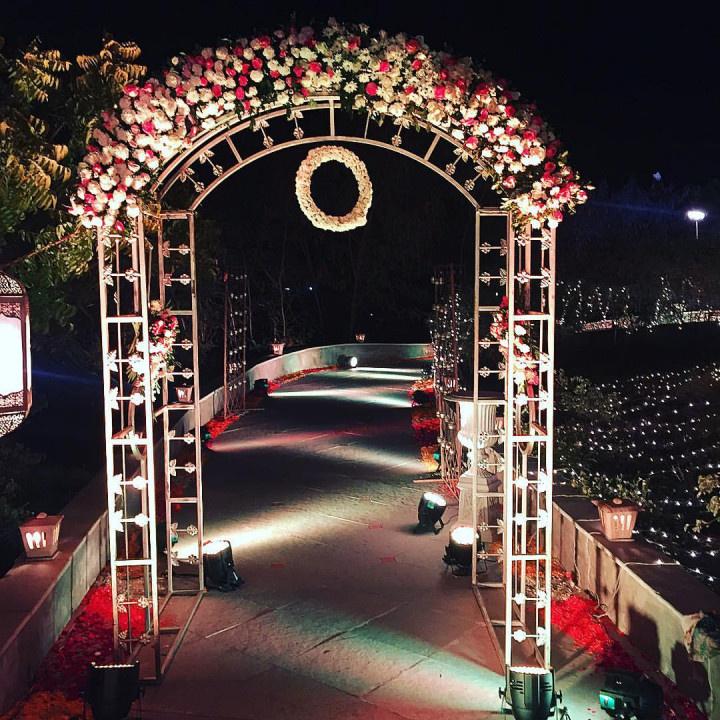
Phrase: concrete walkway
[{"left": 142, "top": 365, "right": 602, "bottom": 720}]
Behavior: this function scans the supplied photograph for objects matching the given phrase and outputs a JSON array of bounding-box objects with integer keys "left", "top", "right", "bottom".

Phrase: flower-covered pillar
[{"left": 96, "top": 216, "right": 161, "bottom": 668}]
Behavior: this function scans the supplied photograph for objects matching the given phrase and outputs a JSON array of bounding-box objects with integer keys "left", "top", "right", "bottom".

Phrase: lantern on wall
[
  {"left": 20, "top": 513, "right": 64, "bottom": 559},
  {"left": 0, "top": 271, "right": 31, "bottom": 437}
]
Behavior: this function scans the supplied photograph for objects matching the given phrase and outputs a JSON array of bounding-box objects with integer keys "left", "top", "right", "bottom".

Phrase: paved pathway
[{"left": 142, "top": 364, "right": 602, "bottom": 719}]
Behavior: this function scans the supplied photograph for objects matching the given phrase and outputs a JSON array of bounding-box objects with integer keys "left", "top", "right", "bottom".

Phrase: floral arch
[
  {"left": 75, "top": 18, "right": 587, "bottom": 681},
  {"left": 70, "top": 18, "right": 588, "bottom": 231}
]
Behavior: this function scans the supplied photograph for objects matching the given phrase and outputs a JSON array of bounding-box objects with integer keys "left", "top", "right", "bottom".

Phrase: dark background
[{"left": 3, "top": 0, "right": 717, "bottom": 188}]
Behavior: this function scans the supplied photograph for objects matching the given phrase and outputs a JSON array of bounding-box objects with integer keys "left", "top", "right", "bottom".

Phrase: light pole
[{"left": 687, "top": 209, "right": 706, "bottom": 240}]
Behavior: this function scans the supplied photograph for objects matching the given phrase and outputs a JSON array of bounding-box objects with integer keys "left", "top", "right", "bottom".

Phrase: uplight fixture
[
  {"left": 338, "top": 354, "right": 358, "bottom": 369},
  {"left": 202, "top": 539, "right": 243, "bottom": 591},
  {"left": 86, "top": 661, "right": 141, "bottom": 720},
  {"left": 443, "top": 526, "right": 480, "bottom": 575},
  {"left": 598, "top": 671, "right": 663, "bottom": 719},
  {"left": 500, "top": 666, "right": 560, "bottom": 720},
  {"left": 417, "top": 491, "right": 447, "bottom": 533}
]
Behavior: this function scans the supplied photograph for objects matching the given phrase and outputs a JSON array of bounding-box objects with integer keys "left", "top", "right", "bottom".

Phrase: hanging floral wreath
[
  {"left": 70, "top": 19, "right": 589, "bottom": 235},
  {"left": 295, "top": 145, "right": 372, "bottom": 231}
]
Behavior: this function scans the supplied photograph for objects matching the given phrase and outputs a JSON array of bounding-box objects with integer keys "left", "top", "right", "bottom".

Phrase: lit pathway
[{"left": 142, "top": 364, "right": 506, "bottom": 719}]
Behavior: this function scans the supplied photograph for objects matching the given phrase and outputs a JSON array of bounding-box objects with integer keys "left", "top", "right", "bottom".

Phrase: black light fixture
[
  {"left": 202, "top": 539, "right": 243, "bottom": 591},
  {"left": 442, "top": 526, "right": 480, "bottom": 575},
  {"left": 417, "top": 491, "right": 447, "bottom": 533},
  {"left": 500, "top": 666, "right": 560, "bottom": 720},
  {"left": 86, "top": 661, "right": 140, "bottom": 720},
  {"left": 599, "top": 671, "right": 663, "bottom": 719},
  {"left": 338, "top": 354, "right": 358, "bottom": 369}
]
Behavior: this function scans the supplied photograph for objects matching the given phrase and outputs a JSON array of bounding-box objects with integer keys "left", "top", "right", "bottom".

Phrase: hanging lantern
[{"left": 0, "top": 271, "right": 31, "bottom": 437}]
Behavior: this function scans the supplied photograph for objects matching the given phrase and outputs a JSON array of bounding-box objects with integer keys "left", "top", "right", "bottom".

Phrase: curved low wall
[
  {"left": 0, "top": 342, "right": 430, "bottom": 712},
  {"left": 174, "top": 343, "right": 432, "bottom": 435}
]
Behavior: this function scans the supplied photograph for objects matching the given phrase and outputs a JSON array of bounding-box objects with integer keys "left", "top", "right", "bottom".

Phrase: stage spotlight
[
  {"left": 499, "top": 666, "right": 560, "bottom": 720},
  {"left": 417, "top": 491, "right": 447, "bottom": 533},
  {"left": 202, "top": 539, "right": 243, "bottom": 591},
  {"left": 599, "top": 671, "right": 663, "bottom": 719},
  {"left": 86, "top": 661, "right": 140, "bottom": 720},
  {"left": 338, "top": 354, "right": 358, "bottom": 369},
  {"left": 442, "top": 526, "right": 480, "bottom": 575}
]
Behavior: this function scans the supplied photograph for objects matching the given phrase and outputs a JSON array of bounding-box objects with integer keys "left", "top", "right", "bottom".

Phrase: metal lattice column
[
  {"left": 502, "top": 222, "right": 557, "bottom": 669},
  {"left": 97, "top": 218, "right": 160, "bottom": 668},
  {"left": 470, "top": 209, "right": 511, "bottom": 579},
  {"left": 157, "top": 211, "right": 205, "bottom": 601},
  {"left": 223, "top": 268, "right": 248, "bottom": 417}
]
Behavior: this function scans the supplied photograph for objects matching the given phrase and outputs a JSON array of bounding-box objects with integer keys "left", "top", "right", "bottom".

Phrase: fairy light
[
  {"left": 557, "top": 278, "right": 719, "bottom": 332},
  {"left": 558, "top": 360, "right": 720, "bottom": 587}
]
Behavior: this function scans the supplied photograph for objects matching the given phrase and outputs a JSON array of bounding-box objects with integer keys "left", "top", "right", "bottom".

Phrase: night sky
[{"left": 4, "top": 0, "right": 717, "bottom": 188}]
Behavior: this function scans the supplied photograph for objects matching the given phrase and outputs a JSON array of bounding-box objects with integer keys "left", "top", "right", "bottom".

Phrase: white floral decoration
[
  {"left": 295, "top": 145, "right": 373, "bottom": 232},
  {"left": 70, "top": 20, "right": 589, "bottom": 233}
]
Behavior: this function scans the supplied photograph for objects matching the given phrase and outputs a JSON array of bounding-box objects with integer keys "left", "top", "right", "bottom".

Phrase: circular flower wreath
[
  {"left": 70, "top": 18, "right": 589, "bottom": 234},
  {"left": 295, "top": 145, "right": 372, "bottom": 231}
]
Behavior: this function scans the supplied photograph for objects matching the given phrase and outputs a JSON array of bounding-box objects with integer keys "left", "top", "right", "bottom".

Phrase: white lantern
[
  {"left": 0, "top": 271, "right": 31, "bottom": 437},
  {"left": 271, "top": 340, "right": 285, "bottom": 356},
  {"left": 20, "top": 513, "right": 63, "bottom": 559}
]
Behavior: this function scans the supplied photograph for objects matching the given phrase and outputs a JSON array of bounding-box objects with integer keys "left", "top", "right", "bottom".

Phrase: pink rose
[
  {"left": 378, "top": 60, "right": 390, "bottom": 72},
  {"left": 434, "top": 86, "right": 446, "bottom": 99},
  {"left": 406, "top": 38, "right": 420, "bottom": 54},
  {"left": 308, "top": 61, "right": 322, "bottom": 73},
  {"left": 365, "top": 82, "right": 378, "bottom": 96}
]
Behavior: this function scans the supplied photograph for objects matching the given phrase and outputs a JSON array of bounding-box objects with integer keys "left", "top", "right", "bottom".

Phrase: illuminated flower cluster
[
  {"left": 490, "top": 295, "right": 541, "bottom": 393},
  {"left": 295, "top": 145, "right": 373, "bottom": 231},
  {"left": 70, "top": 19, "right": 588, "bottom": 232},
  {"left": 127, "top": 300, "right": 179, "bottom": 393}
]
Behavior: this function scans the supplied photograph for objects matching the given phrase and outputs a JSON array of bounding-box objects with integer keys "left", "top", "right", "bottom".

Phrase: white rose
[{"left": 250, "top": 70, "right": 264, "bottom": 83}]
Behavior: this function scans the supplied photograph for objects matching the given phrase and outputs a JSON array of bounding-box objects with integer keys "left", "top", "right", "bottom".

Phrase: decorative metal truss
[
  {"left": 152, "top": 96, "right": 490, "bottom": 212},
  {"left": 468, "top": 214, "right": 557, "bottom": 670},
  {"left": 223, "top": 266, "right": 248, "bottom": 417},
  {"left": 95, "top": 95, "right": 557, "bottom": 682},
  {"left": 97, "top": 222, "right": 161, "bottom": 670}
]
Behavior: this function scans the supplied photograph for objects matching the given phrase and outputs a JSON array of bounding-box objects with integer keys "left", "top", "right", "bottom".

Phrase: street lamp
[
  {"left": 686, "top": 209, "right": 706, "bottom": 240},
  {"left": 0, "top": 271, "right": 31, "bottom": 437}
]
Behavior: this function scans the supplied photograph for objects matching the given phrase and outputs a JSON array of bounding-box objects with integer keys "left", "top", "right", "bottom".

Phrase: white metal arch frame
[
  {"left": 153, "top": 96, "right": 484, "bottom": 210},
  {"left": 97, "top": 93, "right": 557, "bottom": 682}
]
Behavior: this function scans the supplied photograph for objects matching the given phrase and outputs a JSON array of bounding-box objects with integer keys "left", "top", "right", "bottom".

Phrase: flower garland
[
  {"left": 295, "top": 145, "right": 373, "bottom": 231},
  {"left": 490, "top": 295, "right": 543, "bottom": 398},
  {"left": 70, "top": 19, "right": 589, "bottom": 234},
  {"left": 127, "top": 300, "right": 179, "bottom": 395}
]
